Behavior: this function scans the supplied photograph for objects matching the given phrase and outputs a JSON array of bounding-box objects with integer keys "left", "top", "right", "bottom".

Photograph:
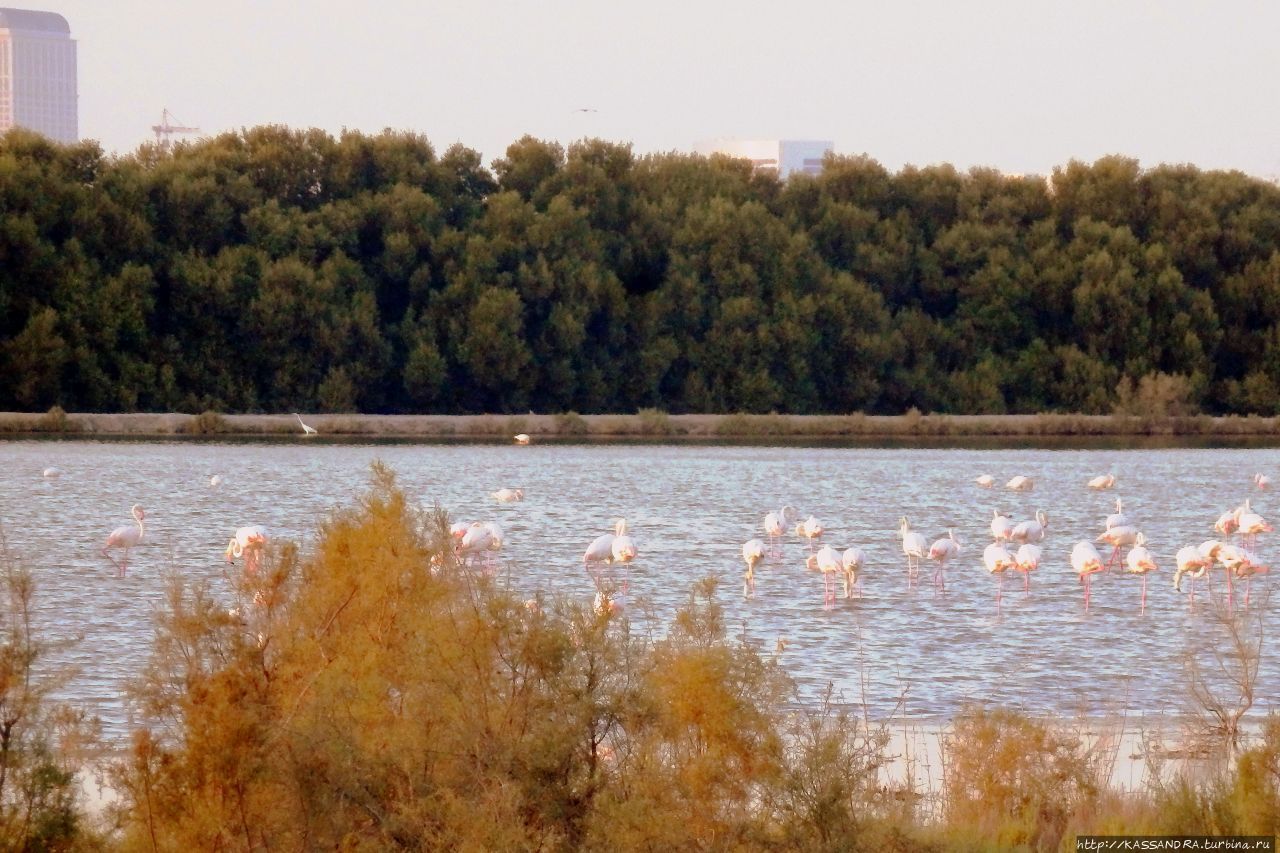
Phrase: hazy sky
[{"left": 48, "top": 0, "right": 1280, "bottom": 177}]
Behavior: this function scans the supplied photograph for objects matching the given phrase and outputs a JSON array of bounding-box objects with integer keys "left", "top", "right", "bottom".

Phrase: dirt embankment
[{"left": 3, "top": 409, "right": 1280, "bottom": 439}]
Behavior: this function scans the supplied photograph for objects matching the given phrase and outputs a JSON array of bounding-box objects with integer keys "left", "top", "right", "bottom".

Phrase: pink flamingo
[
  {"left": 1174, "top": 545, "right": 1210, "bottom": 606},
  {"left": 742, "top": 538, "right": 766, "bottom": 597},
  {"left": 1235, "top": 499, "right": 1271, "bottom": 549},
  {"left": 841, "top": 547, "right": 865, "bottom": 599},
  {"left": 1014, "top": 543, "right": 1041, "bottom": 591},
  {"left": 1011, "top": 510, "right": 1048, "bottom": 544},
  {"left": 1096, "top": 525, "right": 1138, "bottom": 570},
  {"left": 806, "top": 545, "right": 841, "bottom": 604},
  {"left": 102, "top": 505, "right": 145, "bottom": 577},
  {"left": 1124, "top": 532, "right": 1158, "bottom": 613},
  {"left": 225, "top": 525, "right": 268, "bottom": 574},
  {"left": 1072, "top": 541, "right": 1105, "bottom": 612},
  {"left": 983, "top": 542, "right": 1016, "bottom": 615},
  {"left": 899, "top": 518, "right": 927, "bottom": 588},
  {"left": 990, "top": 510, "right": 1015, "bottom": 543},
  {"left": 927, "top": 529, "right": 959, "bottom": 590}
]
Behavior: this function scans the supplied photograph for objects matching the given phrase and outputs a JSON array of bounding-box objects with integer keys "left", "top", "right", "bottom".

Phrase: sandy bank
[{"left": 3, "top": 410, "right": 1280, "bottom": 439}]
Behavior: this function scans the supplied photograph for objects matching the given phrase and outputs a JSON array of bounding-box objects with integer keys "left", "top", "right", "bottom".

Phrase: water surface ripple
[{"left": 2, "top": 439, "right": 1277, "bottom": 741}]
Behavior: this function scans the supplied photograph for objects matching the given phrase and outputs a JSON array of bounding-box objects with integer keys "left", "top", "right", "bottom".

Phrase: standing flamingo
[
  {"left": 1235, "top": 499, "right": 1272, "bottom": 548},
  {"left": 841, "top": 547, "right": 865, "bottom": 599},
  {"left": 611, "top": 519, "right": 637, "bottom": 563},
  {"left": 1124, "top": 532, "right": 1158, "bottom": 612},
  {"left": 1071, "top": 541, "right": 1105, "bottom": 612},
  {"left": 983, "top": 542, "right": 1016, "bottom": 615},
  {"left": 583, "top": 531, "right": 616, "bottom": 566},
  {"left": 1011, "top": 510, "right": 1048, "bottom": 544},
  {"left": 990, "top": 510, "right": 1015, "bottom": 543},
  {"left": 1217, "top": 544, "right": 1266, "bottom": 608},
  {"left": 102, "top": 505, "right": 145, "bottom": 577},
  {"left": 899, "top": 518, "right": 927, "bottom": 588},
  {"left": 742, "top": 539, "right": 766, "bottom": 596},
  {"left": 796, "top": 516, "right": 824, "bottom": 551},
  {"left": 1096, "top": 525, "right": 1139, "bottom": 570},
  {"left": 1105, "top": 498, "right": 1129, "bottom": 531},
  {"left": 927, "top": 529, "right": 960, "bottom": 590},
  {"left": 1014, "top": 543, "right": 1041, "bottom": 591},
  {"left": 225, "top": 525, "right": 268, "bottom": 574},
  {"left": 1214, "top": 508, "right": 1239, "bottom": 538},
  {"left": 805, "top": 545, "right": 841, "bottom": 604}
]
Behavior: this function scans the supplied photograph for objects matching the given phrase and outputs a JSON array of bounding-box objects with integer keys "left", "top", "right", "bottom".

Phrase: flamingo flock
[{"left": 36, "top": 456, "right": 1269, "bottom": 624}]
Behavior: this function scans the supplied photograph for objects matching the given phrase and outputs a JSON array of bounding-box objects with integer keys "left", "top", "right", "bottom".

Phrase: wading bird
[
  {"left": 492, "top": 488, "right": 525, "bottom": 503},
  {"left": 514, "top": 433, "right": 531, "bottom": 445},
  {"left": 1124, "top": 532, "right": 1158, "bottom": 612},
  {"left": 806, "top": 544, "right": 842, "bottom": 603},
  {"left": 611, "top": 519, "right": 637, "bottom": 563},
  {"left": 1105, "top": 498, "right": 1128, "bottom": 531},
  {"left": 742, "top": 539, "right": 766, "bottom": 596},
  {"left": 225, "top": 525, "right": 268, "bottom": 574},
  {"left": 42, "top": 467, "right": 61, "bottom": 478},
  {"left": 102, "top": 505, "right": 145, "bottom": 577},
  {"left": 294, "top": 413, "right": 318, "bottom": 435},
  {"left": 1087, "top": 473, "right": 1116, "bottom": 490},
  {"left": 1014, "top": 543, "right": 1041, "bottom": 591},
  {"left": 1173, "top": 545, "right": 1210, "bottom": 604},
  {"left": 1071, "top": 541, "right": 1105, "bottom": 612},
  {"left": 1011, "top": 510, "right": 1048, "bottom": 544},
  {"left": 975, "top": 474, "right": 994, "bottom": 488},
  {"left": 1255, "top": 472, "right": 1271, "bottom": 490},
  {"left": 1096, "top": 525, "right": 1139, "bottom": 570},
  {"left": 1006, "top": 475, "right": 1034, "bottom": 492},
  {"left": 990, "top": 510, "right": 1015, "bottom": 542},
  {"left": 928, "top": 529, "right": 960, "bottom": 590},
  {"left": 841, "top": 547, "right": 865, "bottom": 599},
  {"left": 983, "top": 542, "right": 1016, "bottom": 614},
  {"left": 899, "top": 518, "right": 927, "bottom": 587}
]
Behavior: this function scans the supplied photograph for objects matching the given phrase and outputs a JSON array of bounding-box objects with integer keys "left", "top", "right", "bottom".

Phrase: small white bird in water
[
  {"left": 514, "top": 433, "right": 531, "bottom": 445},
  {"left": 1087, "top": 473, "right": 1116, "bottom": 490},
  {"left": 492, "top": 488, "right": 524, "bottom": 503},
  {"left": 42, "top": 467, "right": 62, "bottom": 478},
  {"left": 209, "top": 473, "right": 224, "bottom": 488},
  {"left": 1255, "top": 472, "right": 1271, "bottom": 490},
  {"left": 975, "top": 474, "right": 994, "bottom": 488},
  {"left": 1006, "top": 475, "right": 1034, "bottom": 492}
]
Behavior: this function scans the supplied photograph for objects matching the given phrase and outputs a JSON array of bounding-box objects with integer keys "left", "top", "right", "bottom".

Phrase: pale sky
[{"left": 43, "top": 0, "right": 1280, "bottom": 178}]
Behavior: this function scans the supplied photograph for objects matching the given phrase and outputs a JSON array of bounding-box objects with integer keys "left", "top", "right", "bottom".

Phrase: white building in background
[
  {"left": 0, "top": 7, "right": 77, "bottom": 144},
  {"left": 693, "top": 139, "right": 833, "bottom": 179}
]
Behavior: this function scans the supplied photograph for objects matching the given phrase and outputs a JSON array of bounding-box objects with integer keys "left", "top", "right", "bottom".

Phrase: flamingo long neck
[{"left": 135, "top": 512, "right": 145, "bottom": 542}]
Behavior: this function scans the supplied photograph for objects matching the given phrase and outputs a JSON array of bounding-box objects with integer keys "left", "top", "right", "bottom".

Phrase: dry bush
[
  {"left": 636, "top": 408, "right": 675, "bottom": 436},
  {"left": 555, "top": 411, "right": 589, "bottom": 435},
  {"left": 182, "top": 410, "right": 229, "bottom": 435},
  {"left": 940, "top": 707, "right": 1100, "bottom": 850}
]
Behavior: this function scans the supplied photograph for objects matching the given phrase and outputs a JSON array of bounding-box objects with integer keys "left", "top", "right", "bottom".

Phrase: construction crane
[{"left": 151, "top": 108, "right": 199, "bottom": 147}]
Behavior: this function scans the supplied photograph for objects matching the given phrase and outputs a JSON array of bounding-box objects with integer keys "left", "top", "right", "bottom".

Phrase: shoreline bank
[{"left": 4, "top": 409, "right": 1280, "bottom": 440}]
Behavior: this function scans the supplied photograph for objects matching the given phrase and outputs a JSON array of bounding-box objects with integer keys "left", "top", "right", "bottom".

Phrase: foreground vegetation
[
  {"left": 3, "top": 469, "right": 1280, "bottom": 849},
  {"left": 3, "top": 128, "right": 1280, "bottom": 416}
]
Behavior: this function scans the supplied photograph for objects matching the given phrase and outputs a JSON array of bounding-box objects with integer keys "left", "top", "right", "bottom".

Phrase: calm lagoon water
[{"left": 2, "top": 437, "right": 1279, "bottom": 741}]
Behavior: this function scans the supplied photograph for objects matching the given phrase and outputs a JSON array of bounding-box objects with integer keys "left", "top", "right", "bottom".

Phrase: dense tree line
[{"left": 2, "top": 126, "right": 1279, "bottom": 415}]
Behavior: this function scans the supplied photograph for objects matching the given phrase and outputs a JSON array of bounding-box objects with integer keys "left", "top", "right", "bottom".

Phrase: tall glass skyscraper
[{"left": 0, "top": 8, "right": 76, "bottom": 144}]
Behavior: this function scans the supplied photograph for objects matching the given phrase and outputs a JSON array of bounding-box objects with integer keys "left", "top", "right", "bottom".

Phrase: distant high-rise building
[
  {"left": 694, "top": 139, "right": 833, "bottom": 179},
  {"left": 0, "top": 7, "right": 76, "bottom": 144}
]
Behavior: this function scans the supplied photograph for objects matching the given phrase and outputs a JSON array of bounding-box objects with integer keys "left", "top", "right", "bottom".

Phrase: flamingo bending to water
[
  {"left": 102, "top": 505, "right": 145, "bottom": 577},
  {"left": 1014, "top": 543, "right": 1041, "bottom": 591},
  {"left": 742, "top": 539, "right": 766, "bottom": 596},
  {"left": 983, "top": 543, "right": 1016, "bottom": 614},
  {"left": 1174, "top": 545, "right": 1210, "bottom": 603},
  {"left": 841, "top": 547, "right": 865, "bottom": 599},
  {"left": 975, "top": 474, "right": 994, "bottom": 488},
  {"left": 927, "top": 529, "right": 959, "bottom": 590},
  {"left": 225, "top": 525, "right": 268, "bottom": 574},
  {"left": 805, "top": 545, "right": 841, "bottom": 603},
  {"left": 492, "top": 488, "right": 525, "bottom": 503},
  {"left": 1006, "top": 475, "right": 1034, "bottom": 492},
  {"left": 1071, "top": 541, "right": 1105, "bottom": 612}
]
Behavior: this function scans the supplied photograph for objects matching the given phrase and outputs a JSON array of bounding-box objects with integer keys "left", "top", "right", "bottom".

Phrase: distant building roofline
[{"left": 0, "top": 8, "right": 70, "bottom": 34}]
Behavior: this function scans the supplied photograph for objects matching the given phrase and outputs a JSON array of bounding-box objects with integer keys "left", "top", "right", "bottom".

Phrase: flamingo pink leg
[
  {"left": 1140, "top": 575, "right": 1147, "bottom": 614},
  {"left": 1083, "top": 574, "right": 1091, "bottom": 613}
]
